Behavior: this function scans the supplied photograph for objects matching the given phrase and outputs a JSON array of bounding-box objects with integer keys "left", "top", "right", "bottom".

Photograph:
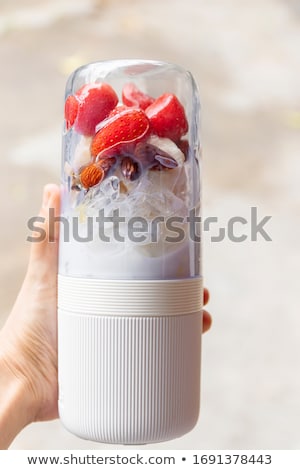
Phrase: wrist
[{"left": 0, "top": 348, "right": 36, "bottom": 449}]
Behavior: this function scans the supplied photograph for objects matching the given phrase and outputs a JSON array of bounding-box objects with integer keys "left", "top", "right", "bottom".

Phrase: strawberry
[
  {"left": 145, "top": 93, "right": 188, "bottom": 142},
  {"left": 65, "top": 95, "right": 79, "bottom": 130},
  {"left": 64, "top": 83, "right": 118, "bottom": 136},
  {"left": 122, "top": 83, "right": 154, "bottom": 110},
  {"left": 91, "top": 108, "right": 150, "bottom": 159},
  {"left": 107, "top": 104, "right": 129, "bottom": 119}
]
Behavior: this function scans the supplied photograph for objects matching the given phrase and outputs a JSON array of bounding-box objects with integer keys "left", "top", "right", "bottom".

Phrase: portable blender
[{"left": 58, "top": 59, "right": 202, "bottom": 444}]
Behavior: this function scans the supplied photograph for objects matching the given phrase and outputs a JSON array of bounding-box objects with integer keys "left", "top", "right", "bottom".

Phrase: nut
[
  {"left": 97, "top": 157, "right": 116, "bottom": 175},
  {"left": 134, "top": 142, "right": 157, "bottom": 166},
  {"left": 154, "top": 154, "right": 178, "bottom": 169},
  {"left": 121, "top": 156, "right": 140, "bottom": 181},
  {"left": 119, "top": 180, "right": 128, "bottom": 194},
  {"left": 177, "top": 139, "right": 189, "bottom": 161},
  {"left": 80, "top": 163, "right": 104, "bottom": 189}
]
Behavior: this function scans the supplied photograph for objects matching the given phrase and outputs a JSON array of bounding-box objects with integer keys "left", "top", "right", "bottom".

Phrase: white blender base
[{"left": 58, "top": 276, "right": 203, "bottom": 444}]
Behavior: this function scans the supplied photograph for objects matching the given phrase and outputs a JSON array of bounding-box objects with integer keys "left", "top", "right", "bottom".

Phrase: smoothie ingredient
[
  {"left": 65, "top": 83, "right": 118, "bottom": 136},
  {"left": 121, "top": 156, "right": 140, "bottom": 181},
  {"left": 80, "top": 163, "right": 105, "bottom": 189},
  {"left": 96, "top": 157, "right": 117, "bottom": 175},
  {"left": 91, "top": 108, "right": 150, "bottom": 159},
  {"left": 122, "top": 82, "right": 154, "bottom": 110},
  {"left": 65, "top": 95, "right": 79, "bottom": 131},
  {"left": 145, "top": 93, "right": 188, "bottom": 142},
  {"left": 154, "top": 154, "right": 178, "bottom": 169},
  {"left": 146, "top": 135, "right": 185, "bottom": 165},
  {"left": 64, "top": 83, "right": 189, "bottom": 194}
]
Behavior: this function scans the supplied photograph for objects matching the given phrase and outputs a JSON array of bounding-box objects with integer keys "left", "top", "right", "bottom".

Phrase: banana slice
[
  {"left": 147, "top": 135, "right": 185, "bottom": 166},
  {"left": 73, "top": 136, "right": 92, "bottom": 169}
]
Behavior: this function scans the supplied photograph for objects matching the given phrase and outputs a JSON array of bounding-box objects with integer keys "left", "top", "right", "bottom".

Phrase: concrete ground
[{"left": 0, "top": 0, "right": 299, "bottom": 449}]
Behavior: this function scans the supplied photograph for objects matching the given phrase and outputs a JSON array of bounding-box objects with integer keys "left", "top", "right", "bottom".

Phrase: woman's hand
[{"left": 0, "top": 184, "right": 211, "bottom": 449}]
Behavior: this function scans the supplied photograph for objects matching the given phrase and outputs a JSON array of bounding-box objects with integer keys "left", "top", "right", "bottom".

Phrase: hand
[
  {"left": 0, "top": 185, "right": 60, "bottom": 448},
  {"left": 0, "top": 184, "right": 211, "bottom": 449}
]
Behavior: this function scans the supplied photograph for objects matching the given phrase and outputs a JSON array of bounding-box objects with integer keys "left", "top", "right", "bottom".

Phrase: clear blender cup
[{"left": 58, "top": 59, "right": 202, "bottom": 444}]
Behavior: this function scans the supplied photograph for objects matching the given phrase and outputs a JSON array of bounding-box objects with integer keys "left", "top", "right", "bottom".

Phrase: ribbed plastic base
[{"left": 58, "top": 277, "right": 203, "bottom": 444}]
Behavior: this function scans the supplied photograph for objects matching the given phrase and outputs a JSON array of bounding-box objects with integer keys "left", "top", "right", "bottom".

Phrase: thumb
[{"left": 28, "top": 184, "right": 61, "bottom": 270}]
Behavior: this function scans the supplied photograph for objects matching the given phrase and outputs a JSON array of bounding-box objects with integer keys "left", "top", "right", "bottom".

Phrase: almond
[{"left": 80, "top": 163, "right": 104, "bottom": 189}]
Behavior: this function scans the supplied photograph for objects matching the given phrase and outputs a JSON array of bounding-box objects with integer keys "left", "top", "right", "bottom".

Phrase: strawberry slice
[
  {"left": 64, "top": 83, "right": 118, "bottom": 136},
  {"left": 65, "top": 95, "right": 79, "bottom": 131},
  {"left": 122, "top": 83, "right": 154, "bottom": 110},
  {"left": 91, "top": 108, "right": 150, "bottom": 159},
  {"left": 107, "top": 104, "right": 129, "bottom": 119},
  {"left": 145, "top": 93, "right": 188, "bottom": 142}
]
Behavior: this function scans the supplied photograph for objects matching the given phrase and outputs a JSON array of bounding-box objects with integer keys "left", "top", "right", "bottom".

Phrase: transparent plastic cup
[{"left": 58, "top": 59, "right": 203, "bottom": 444}]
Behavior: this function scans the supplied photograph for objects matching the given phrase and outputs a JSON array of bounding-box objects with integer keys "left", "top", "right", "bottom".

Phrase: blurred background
[{"left": 0, "top": 0, "right": 299, "bottom": 450}]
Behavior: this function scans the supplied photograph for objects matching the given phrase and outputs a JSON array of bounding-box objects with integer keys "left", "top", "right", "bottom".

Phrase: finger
[
  {"left": 28, "top": 184, "right": 61, "bottom": 268},
  {"left": 203, "top": 288, "right": 209, "bottom": 306},
  {"left": 202, "top": 309, "right": 212, "bottom": 333}
]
